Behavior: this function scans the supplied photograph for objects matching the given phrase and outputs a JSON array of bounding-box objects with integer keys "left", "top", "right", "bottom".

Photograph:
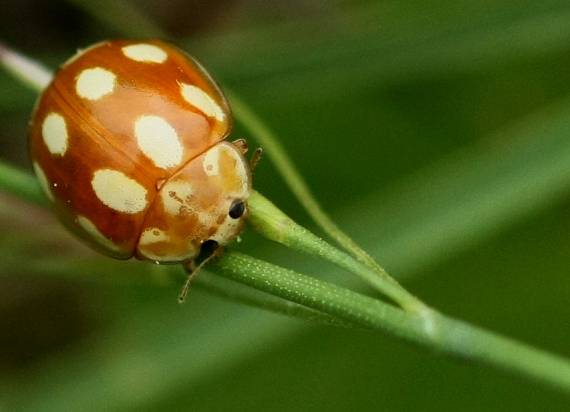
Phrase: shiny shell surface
[{"left": 29, "top": 40, "right": 251, "bottom": 262}]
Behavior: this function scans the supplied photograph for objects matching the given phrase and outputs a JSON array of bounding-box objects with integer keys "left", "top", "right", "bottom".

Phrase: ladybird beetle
[{"left": 29, "top": 40, "right": 257, "bottom": 290}]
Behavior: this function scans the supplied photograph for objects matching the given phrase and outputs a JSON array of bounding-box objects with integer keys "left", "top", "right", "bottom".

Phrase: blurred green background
[{"left": 1, "top": 0, "right": 569, "bottom": 410}]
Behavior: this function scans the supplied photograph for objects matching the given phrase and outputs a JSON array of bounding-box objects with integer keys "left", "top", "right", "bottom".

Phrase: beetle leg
[
  {"left": 178, "top": 242, "right": 223, "bottom": 303},
  {"left": 232, "top": 138, "right": 248, "bottom": 154}
]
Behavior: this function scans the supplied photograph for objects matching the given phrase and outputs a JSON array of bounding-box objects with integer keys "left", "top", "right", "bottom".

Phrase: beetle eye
[{"left": 228, "top": 199, "right": 245, "bottom": 219}]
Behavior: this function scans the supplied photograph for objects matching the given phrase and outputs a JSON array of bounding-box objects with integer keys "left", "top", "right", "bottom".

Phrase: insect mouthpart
[{"left": 198, "top": 239, "right": 219, "bottom": 259}]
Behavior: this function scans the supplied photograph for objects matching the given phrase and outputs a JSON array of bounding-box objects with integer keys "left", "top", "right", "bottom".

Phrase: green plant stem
[
  {"left": 3, "top": 42, "right": 570, "bottom": 393},
  {"left": 4, "top": 158, "right": 570, "bottom": 393},
  {"left": 0, "top": 41, "right": 52, "bottom": 91},
  {"left": 212, "top": 251, "right": 570, "bottom": 393},
  {"left": 0, "top": 160, "right": 355, "bottom": 330},
  {"left": 198, "top": 273, "right": 355, "bottom": 329},
  {"left": 247, "top": 190, "right": 428, "bottom": 313},
  {"left": 0, "top": 42, "right": 422, "bottom": 310},
  {"left": 0, "top": 161, "right": 46, "bottom": 206},
  {"left": 228, "top": 92, "right": 386, "bottom": 271},
  {"left": 0, "top": 156, "right": 425, "bottom": 314},
  {"left": 0, "top": 38, "right": 388, "bottom": 291}
]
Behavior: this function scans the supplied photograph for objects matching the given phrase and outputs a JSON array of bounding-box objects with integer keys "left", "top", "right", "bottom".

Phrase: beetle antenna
[
  {"left": 249, "top": 147, "right": 263, "bottom": 173},
  {"left": 178, "top": 241, "right": 222, "bottom": 303},
  {"left": 177, "top": 263, "right": 201, "bottom": 303}
]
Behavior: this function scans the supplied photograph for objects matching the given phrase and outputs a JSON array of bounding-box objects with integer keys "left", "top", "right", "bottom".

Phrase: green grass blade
[
  {"left": 182, "top": 2, "right": 570, "bottom": 103},
  {"left": 343, "top": 97, "right": 570, "bottom": 277},
  {"left": 0, "top": 161, "right": 45, "bottom": 206},
  {"left": 2, "top": 12, "right": 391, "bottom": 295},
  {"left": 6, "top": 2, "right": 570, "bottom": 108},
  {"left": 213, "top": 252, "right": 570, "bottom": 392},
  {"left": 64, "top": 0, "right": 168, "bottom": 39},
  {"left": 247, "top": 190, "right": 427, "bottom": 313},
  {"left": 3, "top": 1, "right": 570, "bottom": 407},
  {"left": 4, "top": 250, "right": 570, "bottom": 411},
  {"left": 0, "top": 41, "right": 51, "bottom": 92},
  {"left": 53, "top": 92, "right": 570, "bottom": 408},
  {"left": 229, "top": 93, "right": 388, "bottom": 278},
  {"left": 1, "top": 283, "right": 311, "bottom": 411}
]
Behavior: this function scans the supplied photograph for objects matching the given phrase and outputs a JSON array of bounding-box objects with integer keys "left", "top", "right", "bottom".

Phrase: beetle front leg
[{"left": 231, "top": 138, "right": 248, "bottom": 154}]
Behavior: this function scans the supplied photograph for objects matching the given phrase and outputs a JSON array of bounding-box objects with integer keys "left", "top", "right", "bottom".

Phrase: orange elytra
[{"left": 29, "top": 40, "right": 254, "bottom": 267}]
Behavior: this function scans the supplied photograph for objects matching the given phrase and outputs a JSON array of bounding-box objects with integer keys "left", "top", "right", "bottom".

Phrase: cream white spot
[
  {"left": 91, "top": 169, "right": 147, "bottom": 213},
  {"left": 139, "top": 247, "right": 196, "bottom": 263},
  {"left": 203, "top": 143, "right": 250, "bottom": 195},
  {"left": 139, "top": 228, "right": 170, "bottom": 245},
  {"left": 197, "top": 210, "right": 216, "bottom": 227},
  {"left": 76, "top": 215, "right": 122, "bottom": 252},
  {"left": 122, "top": 44, "right": 167, "bottom": 63},
  {"left": 134, "top": 115, "right": 183, "bottom": 169},
  {"left": 160, "top": 180, "right": 194, "bottom": 216},
  {"left": 202, "top": 145, "right": 220, "bottom": 176},
  {"left": 137, "top": 227, "right": 196, "bottom": 262},
  {"left": 42, "top": 113, "right": 68, "bottom": 155},
  {"left": 180, "top": 83, "right": 225, "bottom": 121},
  {"left": 222, "top": 143, "right": 250, "bottom": 196},
  {"left": 210, "top": 214, "right": 241, "bottom": 245},
  {"left": 76, "top": 67, "right": 116, "bottom": 100},
  {"left": 33, "top": 162, "right": 54, "bottom": 202}
]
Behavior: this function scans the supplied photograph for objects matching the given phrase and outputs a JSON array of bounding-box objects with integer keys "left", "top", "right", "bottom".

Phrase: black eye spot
[{"left": 229, "top": 200, "right": 245, "bottom": 219}]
